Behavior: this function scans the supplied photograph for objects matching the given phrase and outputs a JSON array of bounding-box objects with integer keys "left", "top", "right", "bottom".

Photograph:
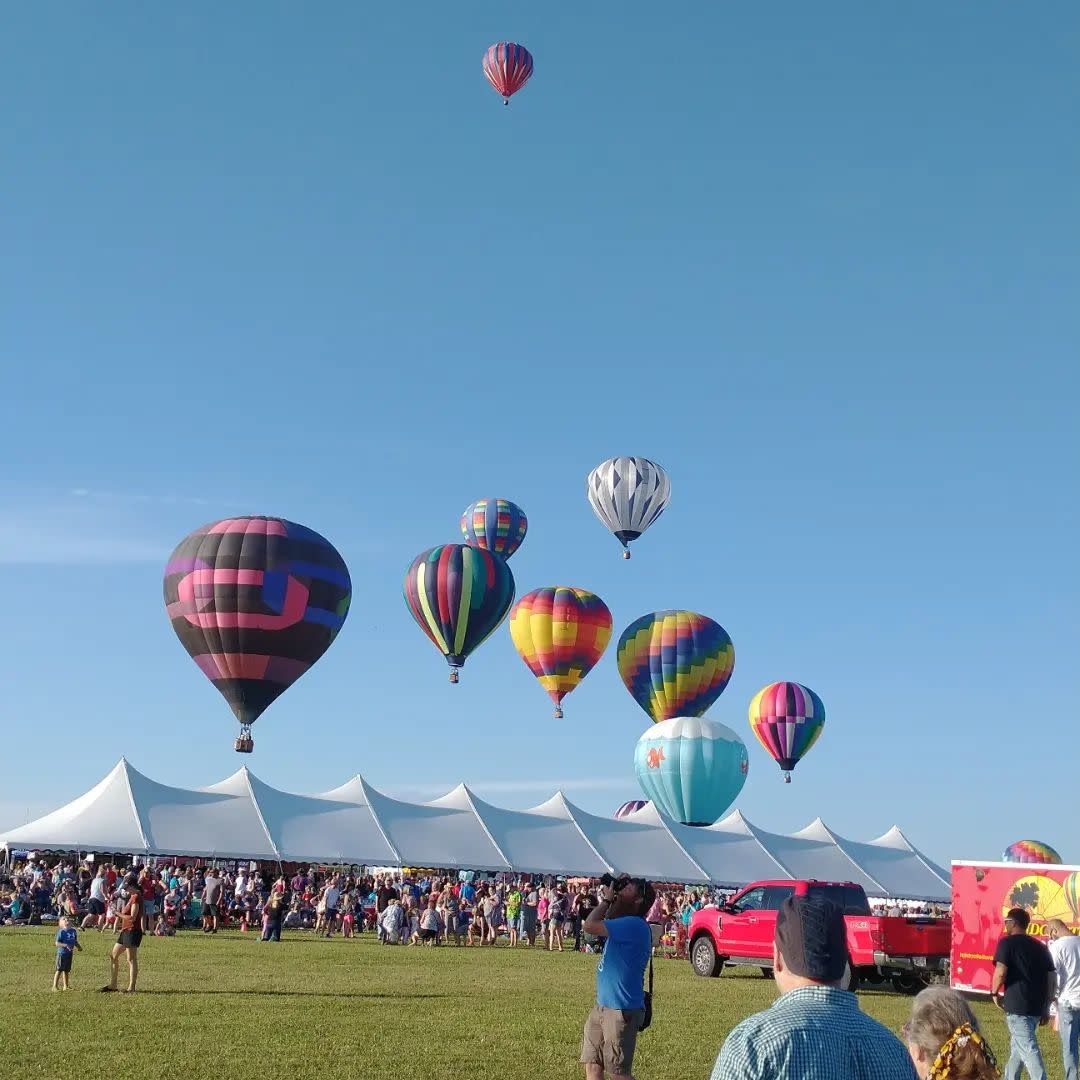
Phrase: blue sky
[{"left": 2, "top": 3, "right": 1077, "bottom": 867}]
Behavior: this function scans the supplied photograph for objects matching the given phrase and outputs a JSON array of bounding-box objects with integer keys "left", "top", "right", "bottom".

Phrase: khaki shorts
[{"left": 580, "top": 1004, "right": 645, "bottom": 1076}]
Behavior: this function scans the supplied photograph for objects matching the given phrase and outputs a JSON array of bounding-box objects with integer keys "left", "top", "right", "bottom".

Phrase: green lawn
[{"left": 0, "top": 927, "right": 1066, "bottom": 1079}]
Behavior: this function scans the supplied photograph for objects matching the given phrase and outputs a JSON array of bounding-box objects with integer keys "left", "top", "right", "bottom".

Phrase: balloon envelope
[
  {"left": 1064, "top": 872, "right": 1080, "bottom": 920},
  {"left": 483, "top": 42, "right": 533, "bottom": 102},
  {"left": 403, "top": 544, "right": 515, "bottom": 679},
  {"left": 748, "top": 681, "right": 825, "bottom": 779},
  {"left": 634, "top": 716, "right": 749, "bottom": 826},
  {"left": 617, "top": 610, "right": 735, "bottom": 723},
  {"left": 460, "top": 498, "right": 527, "bottom": 559},
  {"left": 586, "top": 456, "right": 670, "bottom": 556},
  {"left": 614, "top": 800, "right": 648, "bottom": 819},
  {"left": 1002, "top": 840, "right": 1063, "bottom": 865},
  {"left": 163, "top": 517, "right": 351, "bottom": 732},
  {"left": 509, "top": 586, "right": 612, "bottom": 716}
]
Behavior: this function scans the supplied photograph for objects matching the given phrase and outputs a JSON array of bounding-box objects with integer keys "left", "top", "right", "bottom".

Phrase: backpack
[{"left": 639, "top": 957, "right": 653, "bottom": 1032}]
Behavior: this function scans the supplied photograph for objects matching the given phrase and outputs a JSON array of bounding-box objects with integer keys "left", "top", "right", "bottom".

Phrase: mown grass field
[{"left": 0, "top": 927, "right": 1066, "bottom": 1079}]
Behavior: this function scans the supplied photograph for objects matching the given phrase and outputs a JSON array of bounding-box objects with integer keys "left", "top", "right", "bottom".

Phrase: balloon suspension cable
[
  {"left": 449, "top": 668, "right": 460, "bottom": 684},
  {"left": 554, "top": 705, "right": 564, "bottom": 719}
]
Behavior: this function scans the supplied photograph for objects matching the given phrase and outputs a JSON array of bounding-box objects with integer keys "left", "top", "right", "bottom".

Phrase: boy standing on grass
[{"left": 53, "top": 916, "right": 82, "bottom": 990}]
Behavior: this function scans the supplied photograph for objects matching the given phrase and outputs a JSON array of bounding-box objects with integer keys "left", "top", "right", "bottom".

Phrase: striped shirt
[{"left": 710, "top": 986, "right": 918, "bottom": 1080}]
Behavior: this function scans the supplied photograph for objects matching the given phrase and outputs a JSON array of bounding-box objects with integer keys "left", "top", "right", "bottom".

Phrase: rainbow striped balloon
[
  {"left": 509, "top": 587, "right": 612, "bottom": 717},
  {"left": 1002, "top": 840, "right": 1063, "bottom": 865},
  {"left": 403, "top": 544, "right": 515, "bottom": 682},
  {"left": 1064, "top": 872, "right": 1080, "bottom": 921},
  {"left": 616, "top": 610, "right": 735, "bottom": 723},
  {"left": 748, "top": 682, "right": 825, "bottom": 783},
  {"left": 460, "top": 498, "right": 527, "bottom": 560},
  {"left": 614, "top": 800, "right": 648, "bottom": 819}
]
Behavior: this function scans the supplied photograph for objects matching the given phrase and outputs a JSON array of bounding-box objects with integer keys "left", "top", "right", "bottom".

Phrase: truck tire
[
  {"left": 890, "top": 972, "right": 926, "bottom": 994},
  {"left": 760, "top": 966, "right": 775, "bottom": 979},
  {"left": 846, "top": 967, "right": 860, "bottom": 993},
  {"left": 691, "top": 935, "right": 722, "bottom": 978}
]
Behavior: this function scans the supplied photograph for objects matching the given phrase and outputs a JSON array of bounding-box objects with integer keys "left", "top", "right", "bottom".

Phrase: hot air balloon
[
  {"left": 1064, "top": 872, "right": 1080, "bottom": 921},
  {"left": 634, "top": 716, "right": 749, "bottom": 826},
  {"left": 1002, "top": 840, "right": 1063, "bottom": 865},
  {"left": 460, "top": 498, "right": 528, "bottom": 560},
  {"left": 164, "top": 517, "right": 351, "bottom": 753},
  {"left": 748, "top": 681, "right": 825, "bottom": 783},
  {"left": 614, "top": 800, "right": 648, "bottom": 819},
  {"left": 483, "top": 42, "right": 533, "bottom": 104},
  {"left": 617, "top": 610, "right": 735, "bottom": 723},
  {"left": 586, "top": 456, "right": 670, "bottom": 558},
  {"left": 403, "top": 544, "right": 515, "bottom": 683},
  {"left": 509, "top": 586, "right": 612, "bottom": 717}
]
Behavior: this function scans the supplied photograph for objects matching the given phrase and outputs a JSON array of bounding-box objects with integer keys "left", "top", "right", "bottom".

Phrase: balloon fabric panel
[
  {"left": 460, "top": 498, "right": 527, "bottom": 559},
  {"left": 403, "top": 544, "right": 515, "bottom": 673},
  {"left": 748, "top": 681, "right": 825, "bottom": 774},
  {"left": 163, "top": 517, "right": 351, "bottom": 728},
  {"left": 616, "top": 610, "right": 734, "bottom": 722},
  {"left": 509, "top": 587, "right": 612, "bottom": 715}
]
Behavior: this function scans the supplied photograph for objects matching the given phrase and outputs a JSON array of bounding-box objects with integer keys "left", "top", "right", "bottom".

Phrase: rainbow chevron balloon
[
  {"left": 1002, "top": 840, "right": 1063, "bottom": 865},
  {"left": 616, "top": 610, "right": 734, "bottom": 723},
  {"left": 509, "top": 586, "right": 612, "bottom": 717}
]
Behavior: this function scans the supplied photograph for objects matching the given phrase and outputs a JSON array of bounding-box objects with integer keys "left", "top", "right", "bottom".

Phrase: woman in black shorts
[{"left": 101, "top": 875, "right": 143, "bottom": 993}]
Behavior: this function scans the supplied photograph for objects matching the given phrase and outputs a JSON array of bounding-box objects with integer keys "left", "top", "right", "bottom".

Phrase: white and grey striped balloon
[{"left": 586, "top": 456, "right": 671, "bottom": 558}]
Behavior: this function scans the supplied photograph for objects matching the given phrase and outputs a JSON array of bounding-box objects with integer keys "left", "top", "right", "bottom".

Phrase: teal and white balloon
[{"left": 634, "top": 716, "right": 749, "bottom": 826}]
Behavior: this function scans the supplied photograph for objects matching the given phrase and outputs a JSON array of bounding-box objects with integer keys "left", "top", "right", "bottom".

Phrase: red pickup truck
[{"left": 688, "top": 879, "right": 950, "bottom": 993}]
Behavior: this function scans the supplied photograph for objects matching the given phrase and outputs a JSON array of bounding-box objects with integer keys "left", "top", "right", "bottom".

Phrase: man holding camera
[{"left": 580, "top": 873, "right": 655, "bottom": 1080}]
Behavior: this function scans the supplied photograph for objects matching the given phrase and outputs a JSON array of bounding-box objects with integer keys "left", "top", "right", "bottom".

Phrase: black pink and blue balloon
[
  {"left": 613, "top": 800, "right": 648, "bottom": 820},
  {"left": 163, "top": 517, "right": 351, "bottom": 750},
  {"left": 460, "top": 498, "right": 527, "bottom": 559},
  {"left": 634, "top": 716, "right": 749, "bottom": 826}
]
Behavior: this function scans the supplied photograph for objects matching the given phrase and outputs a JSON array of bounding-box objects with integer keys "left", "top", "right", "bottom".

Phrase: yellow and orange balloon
[{"left": 509, "top": 587, "right": 612, "bottom": 717}]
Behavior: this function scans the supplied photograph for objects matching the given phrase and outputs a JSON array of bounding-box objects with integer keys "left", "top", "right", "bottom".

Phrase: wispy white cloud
[{"left": 0, "top": 492, "right": 175, "bottom": 564}]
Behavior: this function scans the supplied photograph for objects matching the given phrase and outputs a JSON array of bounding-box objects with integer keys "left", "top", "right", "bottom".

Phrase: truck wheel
[
  {"left": 846, "top": 967, "right": 860, "bottom": 993},
  {"left": 691, "top": 935, "right": 722, "bottom": 977},
  {"left": 760, "top": 967, "right": 775, "bottom": 979},
  {"left": 890, "top": 973, "right": 923, "bottom": 994}
]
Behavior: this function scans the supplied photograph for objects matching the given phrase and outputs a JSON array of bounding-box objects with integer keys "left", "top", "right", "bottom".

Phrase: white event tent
[{"left": 0, "top": 760, "right": 950, "bottom": 901}]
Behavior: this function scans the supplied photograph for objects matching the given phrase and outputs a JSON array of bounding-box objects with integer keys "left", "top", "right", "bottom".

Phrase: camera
[{"left": 600, "top": 873, "right": 631, "bottom": 892}]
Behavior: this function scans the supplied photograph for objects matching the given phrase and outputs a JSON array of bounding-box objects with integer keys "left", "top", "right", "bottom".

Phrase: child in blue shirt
[{"left": 53, "top": 916, "right": 82, "bottom": 990}]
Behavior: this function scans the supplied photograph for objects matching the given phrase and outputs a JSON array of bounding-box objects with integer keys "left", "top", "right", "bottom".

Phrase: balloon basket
[
  {"left": 783, "top": 773, "right": 791, "bottom": 784},
  {"left": 235, "top": 734, "right": 254, "bottom": 754},
  {"left": 449, "top": 669, "right": 460, "bottom": 684},
  {"left": 554, "top": 706, "right": 563, "bottom": 719},
  {"left": 622, "top": 549, "right": 631, "bottom": 560}
]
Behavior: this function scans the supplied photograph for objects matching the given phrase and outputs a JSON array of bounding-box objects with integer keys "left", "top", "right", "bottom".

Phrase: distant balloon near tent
[
  {"left": 403, "top": 544, "right": 515, "bottom": 683},
  {"left": 163, "top": 517, "right": 352, "bottom": 753},
  {"left": 1065, "top": 873, "right": 1080, "bottom": 920},
  {"left": 460, "top": 498, "right": 528, "bottom": 560},
  {"left": 613, "top": 800, "right": 648, "bottom": 820},
  {"left": 748, "top": 681, "right": 825, "bottom": 783},
  {"left": 483, "top": 42, "right": 533, "bottom": 104},
  {"left": 617, "top": 610, "right": 735, "bottom": 723},
  {"left": 586, "top": 456, "right": 670, "bottom": 559},
  {"left": 634, "top": 716, "right": 749, "bottom": 826},
  {"left": 1002, "top": 840, "right": 1063, "bottom": 865}
]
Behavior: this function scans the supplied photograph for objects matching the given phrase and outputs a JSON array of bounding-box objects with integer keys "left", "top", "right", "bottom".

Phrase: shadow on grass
[{"left": 140, "top": 989, "right": 452, "bottom": 1000}]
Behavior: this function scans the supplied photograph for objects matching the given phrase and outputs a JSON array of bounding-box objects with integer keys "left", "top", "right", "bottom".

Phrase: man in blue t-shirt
[{"left": 579, "top": 875, "right": 655, "bottom": 1079}]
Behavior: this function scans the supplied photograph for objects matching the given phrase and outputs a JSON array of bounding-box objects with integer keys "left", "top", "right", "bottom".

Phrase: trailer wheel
[{"left": 691, "top": 935, "right": 722, "bottom": 977}]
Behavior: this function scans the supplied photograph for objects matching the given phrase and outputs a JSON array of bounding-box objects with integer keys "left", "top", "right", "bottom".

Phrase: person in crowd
[
  {"left": 644, "top": 888, "right": 665, "bottom": 953},
  {"left": 484, "top": 888, "right": 503, "bottom": 945},
  {"left": 53, "top": 915, "right": 82, "bottom": 991},
  {"left": 548, "top": 884, "right": 567, "bottom": 952},
  {"left": 262, "top": 876, "right": 287, "bottom": 942},
  {"left": 101, "top": 873, "right": 144, "bottom": 993},
  {"left": 418, "top": 898, "right": 442, "bottom": 945},
  {"left": 579, "top": 876, "right": 654, "bottom": 1080},
  {"left": 520, "top": 881, "right": 540, "bottom": 947},
  {"left": 440, "top": 887, "right": 460, "bottom": 945},
  {"left": 506, "top": 883, "right": 522, "bottom": 947},
  {"left": 572, "top": 886, "right": 591, "bottom": 953},
  {"left": 380, "top": 896, "right": 406, "bottom": 944},
  {"left": 992, "top": 907, "right": 1056, "bottom": 1080},
  {"left": 202, "top": 867, "right": 222, "bottom": 933},
  {"left": 710, "top": 895, "right": 918, "bottom": 1080},
  {"left": 902, "top": 986, "right": 1001, "bottom": 1079},
  {"left": 81, "top": 866, "right": 108, "bottom": 932},
  {"left": 1047, "top": 919, "right": 1080, "bottom": 1080}
]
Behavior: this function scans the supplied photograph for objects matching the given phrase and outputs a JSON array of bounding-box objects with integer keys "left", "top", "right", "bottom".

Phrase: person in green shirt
[{"left": 506, "top": 886, "right": 523, "bottom": 947}]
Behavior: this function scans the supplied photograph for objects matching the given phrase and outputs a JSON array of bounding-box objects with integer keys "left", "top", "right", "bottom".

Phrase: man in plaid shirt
[{"left": 710, "top": 895, "right": 917, "bottom": 1079}]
